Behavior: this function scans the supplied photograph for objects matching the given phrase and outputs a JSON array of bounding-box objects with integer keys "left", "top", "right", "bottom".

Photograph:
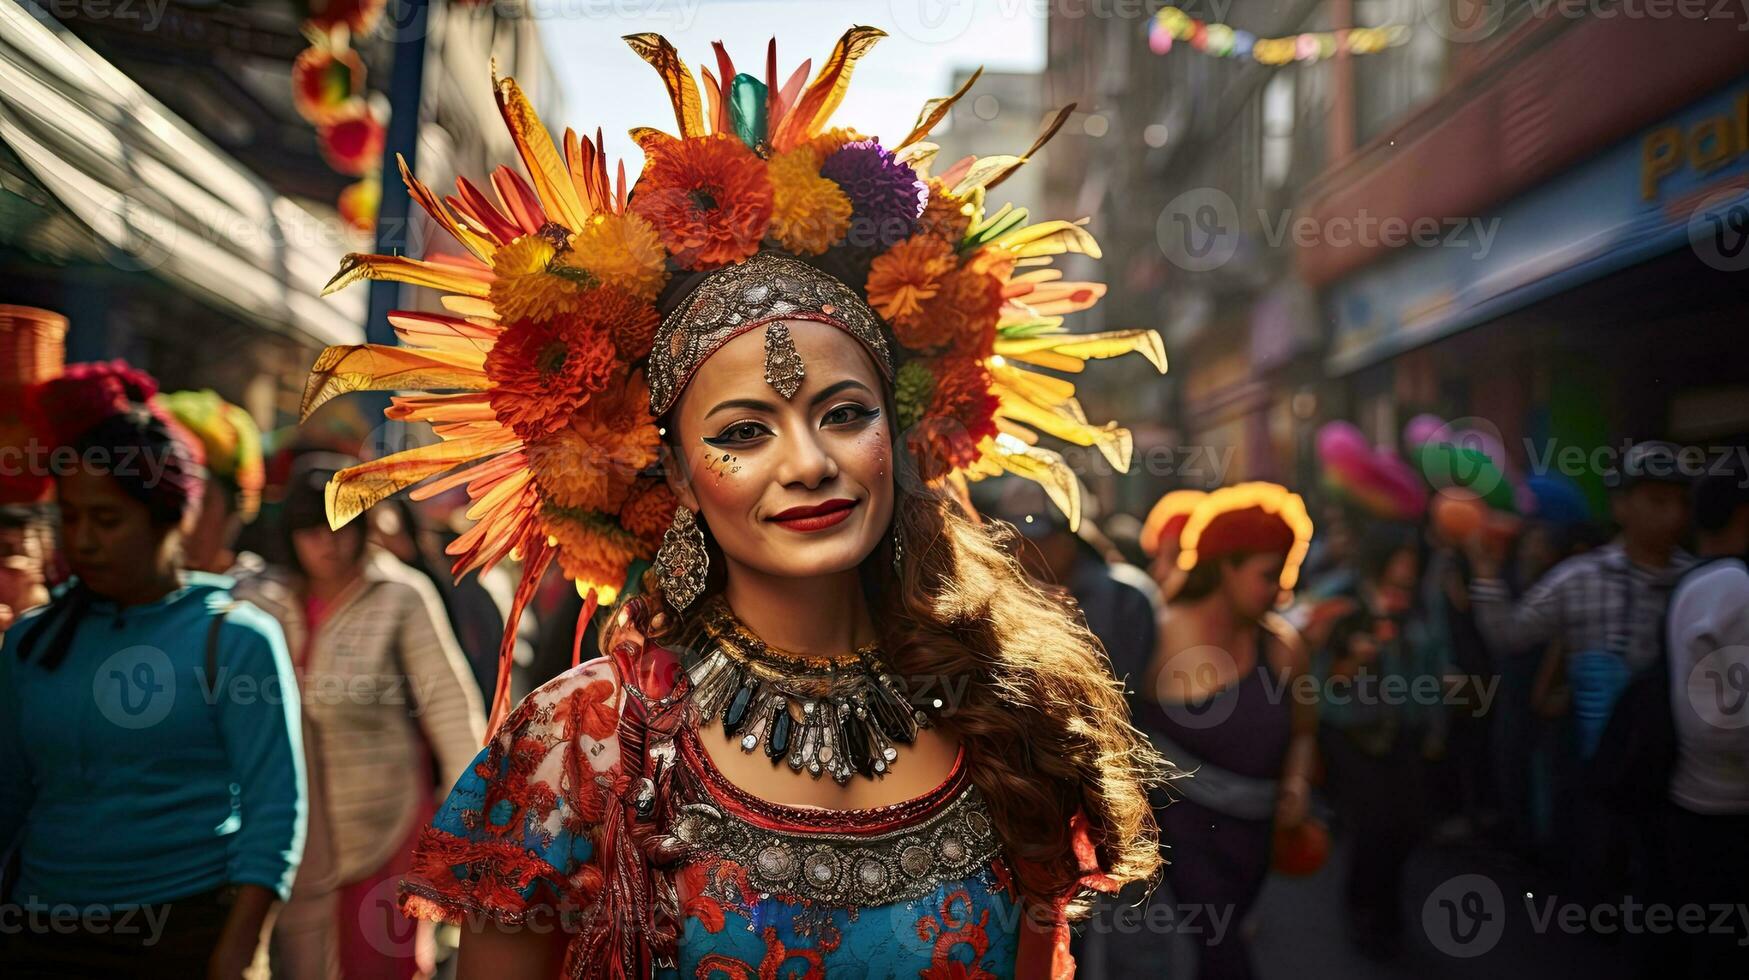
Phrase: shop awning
[{"left": 0, "top": 4, "right": 364, "bottom": 349}]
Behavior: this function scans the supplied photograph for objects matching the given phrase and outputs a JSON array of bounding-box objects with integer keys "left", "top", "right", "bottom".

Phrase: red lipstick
[{"left": 768, "top": 498, "right": 858, "bottom": 532}]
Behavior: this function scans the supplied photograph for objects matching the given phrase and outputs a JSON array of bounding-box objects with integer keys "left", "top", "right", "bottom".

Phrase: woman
[
  {"left": 232, "top": 453, "right": 486, "bottom": 979},
  {"left": 1313, "top": 523, "right": 1443, "bottom": 958},
  {"left": 304, "top": 27, "right": 1170, "bottom": 977},
  {"left": 1136, "top": 482, "right": 1318, "bottom": 980},
  {"left": 0, "top": 362, "right": 304, "bottom": 978}
]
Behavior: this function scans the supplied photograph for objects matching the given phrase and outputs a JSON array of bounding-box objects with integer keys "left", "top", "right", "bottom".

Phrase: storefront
[{"left": 1319, "top": 72, "right": 1749, "bottom": 509}]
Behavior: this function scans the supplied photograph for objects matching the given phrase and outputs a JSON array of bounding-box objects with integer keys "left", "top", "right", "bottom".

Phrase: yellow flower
[
  {"left": 489, "top": 234, "right": 582, "bottom": 322},
  {"left": 563, "top": 212, "right": 669, "bottom": 303},
  {"left": 766, "top": 147, "right": 852, "bottom": 256}
]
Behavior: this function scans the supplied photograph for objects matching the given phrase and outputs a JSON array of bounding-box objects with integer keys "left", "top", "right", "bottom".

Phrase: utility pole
[{"left": 363, "top": 0, "right": 430, "bottom": 458}]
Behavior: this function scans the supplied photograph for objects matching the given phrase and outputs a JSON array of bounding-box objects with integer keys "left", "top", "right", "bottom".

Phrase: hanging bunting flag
[{"left": 1148, "top": 7, "right": 1410, "bottom": 65}]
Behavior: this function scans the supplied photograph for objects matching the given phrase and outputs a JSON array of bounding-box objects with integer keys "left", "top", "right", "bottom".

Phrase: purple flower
[{"left": 820, "top": 139, "right": 926, "bottom": 249}]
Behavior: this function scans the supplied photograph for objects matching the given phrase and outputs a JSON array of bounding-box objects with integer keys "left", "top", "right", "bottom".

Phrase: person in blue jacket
[{"left": 0, "top": 363, "right": 306, "bottom": 979}]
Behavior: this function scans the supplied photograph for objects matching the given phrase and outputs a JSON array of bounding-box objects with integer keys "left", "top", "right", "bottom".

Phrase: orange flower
[
  {"left": 490, "top": 235, "right": 583, "bottom": 322},
  {"left": 866, "top": 236, "right": 956, "bottom": 339},
  {"left": 483, "top": 312, "right": 616, "bottom": 441},
  {"left": 917, "top": 178, "right": 973, "bottom": 244},
  {"left": 564, "top": 212, "right": 669, "bottom": 303},
  {"left": 527, "top": 369, "right": 659, "bottom": 511},
  {"left": 908, "top": 353, "right": 999, "bottom": 480},
  {"left": 766, "top": 146, "right": 851, "bottom": 256},
  {"left": 541, "top": 505, "right": 644, "bottom": 595},
  {"left": 630, "top": 135, "right": 772, "bottom": 270},
  {"left": 927, "top": 256, "right": 1008, "bottom": 360},
  {"left": 618, "top": 478, "right": 678, "bottom": 548},
  {"left": 576, "top": 286, "right": 660, "bottom": 361}
]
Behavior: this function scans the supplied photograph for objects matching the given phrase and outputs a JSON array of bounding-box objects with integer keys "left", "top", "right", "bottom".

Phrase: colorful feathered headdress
[{"left": 302, "top": 27, "right": 1167, "bottom": 734}]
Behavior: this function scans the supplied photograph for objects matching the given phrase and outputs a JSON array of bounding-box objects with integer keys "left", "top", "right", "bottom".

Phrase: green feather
[{"left": 728, "top": 73, "right": 769, "bottom": 152}]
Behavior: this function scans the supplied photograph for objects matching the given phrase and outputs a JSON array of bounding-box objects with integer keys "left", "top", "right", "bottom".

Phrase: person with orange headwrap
[
  {"left": 1140, "top": 489, "right": 1207, "bottom": 602},
  {"left": 1129, "top": 483, "right": 1317, "bottom": 980}
]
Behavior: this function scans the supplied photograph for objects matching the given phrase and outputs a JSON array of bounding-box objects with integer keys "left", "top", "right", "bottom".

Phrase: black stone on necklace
[{"left": 687, "top": 596, "right": 930, "bottom": 784}]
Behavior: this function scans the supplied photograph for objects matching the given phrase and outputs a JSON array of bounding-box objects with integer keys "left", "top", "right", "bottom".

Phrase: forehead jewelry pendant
[{"left": 763, "top": 321, "right": 805, "bottom": 399}]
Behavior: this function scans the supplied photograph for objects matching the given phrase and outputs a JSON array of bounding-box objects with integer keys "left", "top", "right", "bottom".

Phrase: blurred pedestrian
[
  {"left": 1315, "top": 522, "right": 1444, "bottom": 959},
  {"left": 233, "top": 453, "right": 485, "bottom": 980},
  {"left": 0, "top": 503, "right": 54, "bottom": 632},
  {"left": 160, "top": 388, "right": 266, "bottom": 577},
  {"left": 370, "top": 496, "right": 513, "bottom": 703},
  {"left": 984, "top": 478, "right": 1159, "bottom": 694},
  {"left": 1643, "top": 462, "right": 1749, "bottom": 978},
  {"left": 0, "top": 363, "right": 304, "bottom": 979},
  {"left": 1135, "top": 483, "right": 1318, "bottom": 980},
  {"left": 1465, "top": 440, "right": 1692, "bottom": 888}
]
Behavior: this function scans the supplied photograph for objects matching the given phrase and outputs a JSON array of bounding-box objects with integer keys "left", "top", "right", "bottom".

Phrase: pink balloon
[{"left": 1403, "top": 414, "right": 1445, "bottom": 451}]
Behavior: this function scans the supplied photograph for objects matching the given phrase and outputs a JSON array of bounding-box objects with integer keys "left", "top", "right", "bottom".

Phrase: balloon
[
  {"left": 1526, "top": 474, "right": 1592, "bottom": 526},
  {"left": 1316, "top": 421, "right": 1429, "bottom": 521},
  {"left": 1273, "top": 819, "right": 1331, "bottom": 877},
  {"left": 1402, "top": 413, "right": 1446, "bottom": 451},
  {"left": 1414, "top": 442, "right": 1517, "bottom": 513},
  {"left": 1432, "top": 494, "right": 1485, "bottom": 544}
]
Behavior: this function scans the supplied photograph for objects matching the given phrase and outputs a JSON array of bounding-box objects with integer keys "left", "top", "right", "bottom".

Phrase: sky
[{"left": 534, "top": 0, "right": 1046, "bottom": 172}]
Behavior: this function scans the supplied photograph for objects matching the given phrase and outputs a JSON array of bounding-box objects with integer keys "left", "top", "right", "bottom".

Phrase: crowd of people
[
  {"left": 1007, "top": 437, "right": 1749, "bottom": 980},
  {"left": 1, "top": 356, "right": 1744, "bottom": 980}
]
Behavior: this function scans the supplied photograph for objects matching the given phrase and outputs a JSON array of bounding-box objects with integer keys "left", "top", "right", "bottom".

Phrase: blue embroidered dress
[{"left": 398, "top": 605, "right": 1021, "bottom": 978}]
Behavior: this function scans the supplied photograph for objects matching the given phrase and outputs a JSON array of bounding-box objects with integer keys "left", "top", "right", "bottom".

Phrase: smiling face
[{"left": 664, "top": 319, "right": 895, "bottom": 584}]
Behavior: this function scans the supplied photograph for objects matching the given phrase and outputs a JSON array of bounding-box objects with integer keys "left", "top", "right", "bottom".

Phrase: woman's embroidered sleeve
[{"left": 398, "top": 656, "right": 626, "bottom": 929}]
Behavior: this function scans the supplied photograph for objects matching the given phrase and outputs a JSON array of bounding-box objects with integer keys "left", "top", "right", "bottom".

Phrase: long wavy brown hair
[{"left": 640, "top": 426, "right": 1167, "bottom": 915}]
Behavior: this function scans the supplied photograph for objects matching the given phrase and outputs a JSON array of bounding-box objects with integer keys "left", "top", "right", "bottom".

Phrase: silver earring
[
  {"left": 891, "top": 523, "right": 905, "bottom": 575},
  {"left": 657, "top": 505, "right": 708, "bottom": 612}
]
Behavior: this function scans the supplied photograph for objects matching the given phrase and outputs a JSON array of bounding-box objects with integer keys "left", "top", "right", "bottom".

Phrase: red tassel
[
  {"left": 571, "top": 588, "right": 599, "bottom": 669},
  {"left": 483, "top": 537, "right": 554, "bottom": 744}
]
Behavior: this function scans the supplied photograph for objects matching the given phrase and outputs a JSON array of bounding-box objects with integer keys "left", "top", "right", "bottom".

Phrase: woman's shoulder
[{"left": 498, "top": 594, "right": 686, "bottom": 745}]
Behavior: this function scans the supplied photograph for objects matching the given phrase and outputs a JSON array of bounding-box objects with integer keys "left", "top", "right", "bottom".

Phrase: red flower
[
  {"left": 908, "top": 354, "right": 999, "bottom": 480},
  {"left": 483, "top": 312, "right": 615, "bottom": 441},
  {"left": 630, "top": 135, "right": 772, "bottom": 270}
]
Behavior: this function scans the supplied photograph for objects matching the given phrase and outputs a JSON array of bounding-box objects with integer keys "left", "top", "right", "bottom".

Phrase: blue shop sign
[{"left": 1326, "top": 74, "right": 1749, "bottom": 375}]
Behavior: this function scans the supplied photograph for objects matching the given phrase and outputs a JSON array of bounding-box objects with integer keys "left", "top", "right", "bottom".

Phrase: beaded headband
[{"left": 647, "top": 252, "right": 893, "bottom": 417}]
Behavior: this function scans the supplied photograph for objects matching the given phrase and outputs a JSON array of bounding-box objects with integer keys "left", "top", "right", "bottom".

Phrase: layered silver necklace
[{"left": 685, "top": 596, "right": 931, "bottom": 784}]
